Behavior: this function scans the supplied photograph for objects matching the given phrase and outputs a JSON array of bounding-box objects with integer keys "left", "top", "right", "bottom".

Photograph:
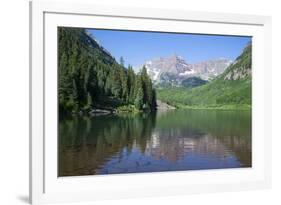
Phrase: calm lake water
[{"left": 59, "top": 109, "right": 251, "bottom": 176}]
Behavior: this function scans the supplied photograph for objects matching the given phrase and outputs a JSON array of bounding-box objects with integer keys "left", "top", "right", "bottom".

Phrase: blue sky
[{"left": 88, "top": 29, "right": 251, "bottom": 69}]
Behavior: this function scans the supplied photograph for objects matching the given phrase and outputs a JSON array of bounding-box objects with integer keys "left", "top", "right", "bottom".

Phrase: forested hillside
[
  {"left": 58, "top": 27, "right": 156, "bottom": 115},
  {"left": 157, "top": 43, "right": 252, "bottom": 110}
]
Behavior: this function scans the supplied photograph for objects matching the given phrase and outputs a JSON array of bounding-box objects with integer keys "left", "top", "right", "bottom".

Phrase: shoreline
[
  {"left": 65, "top": 103, "right": 251, "bottom": 117},
  {"left": 175, "top": 104, "right": 251, "bottom": 111}
]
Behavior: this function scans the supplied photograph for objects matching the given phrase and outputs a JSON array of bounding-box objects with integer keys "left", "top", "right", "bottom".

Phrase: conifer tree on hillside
[
  {"left": 134, "top": 75, "right": 144, "bottom": 110},
  {"left": 127, "top": 65, "right": 136, "bottom": 103},
  {"left": 58, "top": 27, "right": 157, "bottom": 115},
  {"left": 119, "top": 56, "right": 125, "bottom": 66}
]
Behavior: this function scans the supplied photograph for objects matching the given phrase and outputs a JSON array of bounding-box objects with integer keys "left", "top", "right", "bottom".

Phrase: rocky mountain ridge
[{"left": 142, "top": 54, "right": 232, "bottom": 86}]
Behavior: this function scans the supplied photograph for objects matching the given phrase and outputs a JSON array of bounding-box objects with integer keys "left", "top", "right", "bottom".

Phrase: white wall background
[{"left": 0, "top": 0, "right": 280, "bottom": 204}]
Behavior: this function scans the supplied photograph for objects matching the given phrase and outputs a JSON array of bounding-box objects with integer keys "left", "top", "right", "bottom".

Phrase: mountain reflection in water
[{"left": 59, "top": 110, "right": 251, "bottom": 176}]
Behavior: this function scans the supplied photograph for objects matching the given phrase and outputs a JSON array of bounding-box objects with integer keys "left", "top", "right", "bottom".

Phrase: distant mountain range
[
  {"left": 141, "top": 54, "right": 232, "bottom": 87},
  {"left": 157, "top": 43, "right": 252, "bottom": 108}
]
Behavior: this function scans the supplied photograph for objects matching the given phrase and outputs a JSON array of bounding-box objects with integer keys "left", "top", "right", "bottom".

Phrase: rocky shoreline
[{"left": 156, "top": 100, "right": 176, "bottom": 110}]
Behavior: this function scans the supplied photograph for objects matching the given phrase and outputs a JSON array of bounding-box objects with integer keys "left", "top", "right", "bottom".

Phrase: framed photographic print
[{"left": 30, "top": 1, "right": 272, "bottom": 204}]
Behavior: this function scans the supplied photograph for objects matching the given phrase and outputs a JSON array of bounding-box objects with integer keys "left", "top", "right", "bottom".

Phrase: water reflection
[{"left": 59, "top": 110, "right": 251, "bottom": 176}]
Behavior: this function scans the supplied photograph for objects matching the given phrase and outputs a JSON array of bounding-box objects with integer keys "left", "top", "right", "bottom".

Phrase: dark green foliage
[
  {"left": 58, "top": 27, "right": 156, "bottom": 115},
  {"left": 151, "top": 89, "right": 157, "bottom": 109},
  {"left": 140, "top": 66, "right": 155, "bottom": 110},
  {"left": 133, "top": 67, "right": 157, "bottom": 111},
  {"left": 181, "top": 77, "right": 208, "bottom": 88},
  {"left": 127, "top": 65, "right": 136, "bottom": 103},
  {"left": 134, "top": 87, "right": 144, "bottom": 110}
]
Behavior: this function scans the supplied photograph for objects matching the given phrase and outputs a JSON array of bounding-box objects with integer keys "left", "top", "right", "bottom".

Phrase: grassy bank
[
  {"left": 116, "top": 105, "right": 141, "bottom": 113},
  {"left": 156, "top": 77, "right": 251, "bottom": 111},
  {"left": 175, "top": 103, "right": 251, "bottom": 111},
  {"left": 116, "top": 101, "right": 251, "bottom": 112}
]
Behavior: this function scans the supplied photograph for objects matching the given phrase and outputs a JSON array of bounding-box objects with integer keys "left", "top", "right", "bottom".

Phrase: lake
[{"left": 59, "top": 109, "right": 251, "bottom": 176}]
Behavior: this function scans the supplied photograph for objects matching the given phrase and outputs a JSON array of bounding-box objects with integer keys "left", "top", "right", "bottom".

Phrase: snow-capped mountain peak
[{"left": 143, "top": 54, "right": 231, "bottom": 86}]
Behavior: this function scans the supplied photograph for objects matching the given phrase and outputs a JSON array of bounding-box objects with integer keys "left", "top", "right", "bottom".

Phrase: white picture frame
[{"left": 30, "top": 1, "right": 272, "bottom": 204}]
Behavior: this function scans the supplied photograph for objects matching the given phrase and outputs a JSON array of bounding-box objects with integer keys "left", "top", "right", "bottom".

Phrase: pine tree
[
  {"left": 127, "top": 65, "right": 135, "bottom": 103},
  {"left": 140, "top": 66, "right": 155, "bottom": 110},
  {"left": 134, "top": 74, "right": 144, "bottom": 110},
  {"left": 151, "top": 89, "right": 157, "bottom": 110},
  {"left": 87, "top": 65, "right": 98, "bottom": 103},
  {"left": 58, "top": 27, "right": 157, "bottom": 115},
  {"left": 111, "top": 65, "right": 122, "bottom": 98},
  {"left": 120, "top": 67, "right": 129, "bottom": 102},
  {"left": 119, "top": 56, "right": 125, "bottom": 66},
  {"left": 134, "top": 87, "right": 144, "bottom": 110}
]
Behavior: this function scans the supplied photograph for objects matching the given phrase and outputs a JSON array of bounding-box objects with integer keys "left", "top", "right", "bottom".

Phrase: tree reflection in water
[{"left": 59, "top": 110, "right": 251, "bottom": 176}]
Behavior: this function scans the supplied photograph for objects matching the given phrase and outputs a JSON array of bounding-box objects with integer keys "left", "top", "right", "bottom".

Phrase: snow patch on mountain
[
  {"left": 179, "top": 69, "right": 196, "bottom": 76},
  {"left": 143, "top": 54, "right": 232, "bottom": 86}
]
